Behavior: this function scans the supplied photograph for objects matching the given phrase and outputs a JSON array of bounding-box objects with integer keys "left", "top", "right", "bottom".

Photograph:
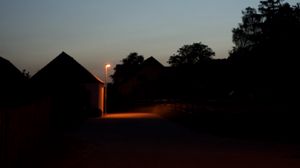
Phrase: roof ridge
[
  {"left": 142, "top": 56, "right": 164, "bottom": 67},
  {"left": 31, "top": 52, "right": 103, "bottom": 84}
]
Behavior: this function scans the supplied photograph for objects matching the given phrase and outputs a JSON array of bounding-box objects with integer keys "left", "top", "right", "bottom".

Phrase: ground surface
[{"left": 26, "top": 112, "right": 300, "bottom": 168}]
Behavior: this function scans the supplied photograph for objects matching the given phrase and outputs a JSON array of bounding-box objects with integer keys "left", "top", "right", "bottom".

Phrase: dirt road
[{"left": 28, "top": 112, "right": 300, "bottom": 168}]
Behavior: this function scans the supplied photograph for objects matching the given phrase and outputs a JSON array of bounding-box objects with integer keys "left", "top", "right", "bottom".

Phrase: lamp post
[{"left": 104, "top": 64, "right": 111, "bottom": 115}]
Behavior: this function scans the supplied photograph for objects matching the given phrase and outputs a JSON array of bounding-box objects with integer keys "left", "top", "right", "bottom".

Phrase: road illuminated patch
[{"left": 103, "top": 113, "right": 159, "bottom": 119}]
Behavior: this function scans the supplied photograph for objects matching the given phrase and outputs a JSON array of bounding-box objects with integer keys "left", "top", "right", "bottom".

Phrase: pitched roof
[
  {"left": 31, "top": 52, "right": 103, "bottom": 84},
  {"left": 142, "top": 56, "right": 164, "bottom": 68},
  {"left": 0, "top": 56, "right": 24, "bottom": 82}
]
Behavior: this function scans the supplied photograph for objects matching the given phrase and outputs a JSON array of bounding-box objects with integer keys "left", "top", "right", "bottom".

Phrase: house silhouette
[
  {"left": 0, "top": 57, "right": 25, "bottom": 106},
  {"left": 0, "top": 57, "right": 24, "bottom": 82},
  {"left": 111, "top": 56, "right": 234, "bottom": 107},
  {"left": 115, "top": 56, "right": 165, "bottom": 102},
  {"left": 31, "top": 52, "right": 104, "bottom": 127}
]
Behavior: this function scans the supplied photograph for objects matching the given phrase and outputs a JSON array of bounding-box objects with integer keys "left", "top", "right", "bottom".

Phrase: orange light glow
[
  {"left": 105, "top": 64, "right": 111, "bottom": 68},
  {"left": 103, "top": 113, "right": 159, "bottom": 119}
]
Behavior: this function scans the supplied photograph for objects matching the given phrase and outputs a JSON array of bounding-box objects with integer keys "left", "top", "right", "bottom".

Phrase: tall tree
[
  {"left": 229, "top": 0, "right": 300, "bottom": 102},
  {"left": 111, "top": 52, "right": 144, "bottom": 84},
  {"left": 168, "top": 42, "right": 215, "bottom": 67},
  {"left": 229, "top": 0, "right": 300, "bottom": 63},
  {"left": 121, "top": 52, "right": 144, "bottom": 65}
]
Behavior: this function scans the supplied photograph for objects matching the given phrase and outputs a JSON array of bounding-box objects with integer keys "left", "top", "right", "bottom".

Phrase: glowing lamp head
[{"left": 105, "top": 64, "right": 111, "bottom": 68}]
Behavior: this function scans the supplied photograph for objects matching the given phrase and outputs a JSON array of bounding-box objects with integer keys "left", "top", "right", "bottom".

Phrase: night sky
[{"left": 1, "top": 0, "right": 298, "bottom": 79}]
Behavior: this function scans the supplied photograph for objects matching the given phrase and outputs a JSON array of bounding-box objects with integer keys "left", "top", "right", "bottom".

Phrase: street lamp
[{"left": 104, "top": 64, "right": 111, "bottom": 115}]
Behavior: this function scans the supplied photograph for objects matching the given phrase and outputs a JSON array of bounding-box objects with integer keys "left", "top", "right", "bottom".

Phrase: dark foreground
[{"left": 21, "top": 112, "right": 300, "bottom": 168}]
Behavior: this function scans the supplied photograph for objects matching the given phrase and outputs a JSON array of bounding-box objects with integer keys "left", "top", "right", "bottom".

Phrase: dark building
[
  {"left": 31, "top": 52, "right": 104, "bottom": 126},
  {"left": 111, "top": 57, "right": 234, "bottom": 109},
  {"left": 0, "top": 57, "right": 25, "bottom": 106},
  {"left": 115, "top": 56, "right": 164, "bottom": 101}
]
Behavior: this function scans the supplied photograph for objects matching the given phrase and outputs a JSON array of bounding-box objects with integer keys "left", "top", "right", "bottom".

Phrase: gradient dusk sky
[{"left": 1, "top": 0, "right": 299, "bottom": 79}]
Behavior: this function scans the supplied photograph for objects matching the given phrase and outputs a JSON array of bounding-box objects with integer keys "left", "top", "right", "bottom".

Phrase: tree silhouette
[
  {"left": 229, "top": 0, "right": 300, "bottom": 63},
  {"left": 22, "top": 69, "right": 30, "bottom": 79},
  {"left": 168, "top": 42, "right": 215, "bottom": 67},
  {"left": 111, "top": 52, "right": 144, "bottom": 84},
  {"left": 229, "top": 0, "right": 300, "bottom": 102},
  {"left": 121, "top": 52, "right": 144, "bottom": 65}
]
